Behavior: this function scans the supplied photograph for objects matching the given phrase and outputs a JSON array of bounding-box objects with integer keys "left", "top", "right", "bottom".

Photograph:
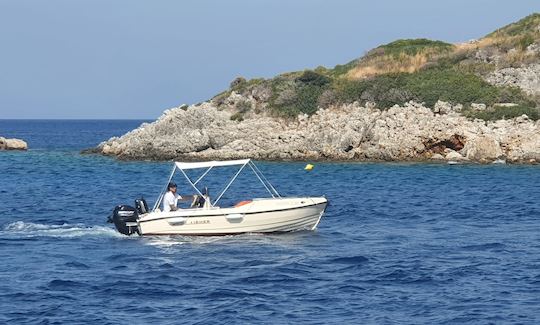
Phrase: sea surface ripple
[{"left": 0, "top": 120, "right": 540, "bottom": 324}]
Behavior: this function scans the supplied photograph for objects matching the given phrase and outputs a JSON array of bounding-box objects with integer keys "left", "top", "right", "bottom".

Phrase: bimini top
[
  {"left": 153, "top": 158, "right": 279, "bottom": 211},
  {"left": 174, "top": 159, "right": 250, "bottom": 170}
]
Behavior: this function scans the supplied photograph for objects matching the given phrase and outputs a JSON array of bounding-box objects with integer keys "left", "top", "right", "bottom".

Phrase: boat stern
[{"left": 109, "top": 198, "right": 149, "bottom": 236}]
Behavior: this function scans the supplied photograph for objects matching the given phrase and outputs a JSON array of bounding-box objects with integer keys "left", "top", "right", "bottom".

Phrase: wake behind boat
[{"left": 110, "top": 159, "right": 328, "bottom": 236}]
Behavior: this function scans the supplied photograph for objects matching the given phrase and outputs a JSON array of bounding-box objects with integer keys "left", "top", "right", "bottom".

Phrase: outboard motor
[
  {"left": 111, "top": 205, "right": 139, "bottom": 236},
  {"left": 135, "top": 198, "right": 149, "bottom": 215}
]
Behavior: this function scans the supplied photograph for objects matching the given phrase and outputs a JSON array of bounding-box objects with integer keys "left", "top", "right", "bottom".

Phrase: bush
[
  {"left": 333, "top": 67, "right": 510, "bottom": 108},
  {"left": 403, "top": 68, "right": 500, "bottom": 107},
  {"left": 230, "top": 77, "right": 246, "bottom": 89},
  {"left": 518, "top": 34, "right": 536, "bottom": 50},
  {"left": 378, "top": 39, "right": 454, "bottom": 57},
  {"left": 236, "top": 100, "right": 252, "bottom": 113},
  {"left": 334, "top": 75, "right": 414, "bottom": 108},
  {"left": 297, "top": 70, "right": 331, "bottom": 86},
  {"left": 464, "top": 105, "right": 540, "bottom": 121},
  {"left": 230, "top": 78, "right": 265, "bottom": 94},
  {"left": 268, "top": 75, "right": 329, "bottom": 117},
  {"left": 328, "top": 59, "right": 359, "bottom": 77},
  {"left": 230, "top": 112, "right": 244, "bottom": 122}
]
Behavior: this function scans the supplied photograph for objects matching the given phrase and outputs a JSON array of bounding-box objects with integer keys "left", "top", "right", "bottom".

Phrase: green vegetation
[
  {"left": 219, "top": 65, "right": 535, "bottom": 118},
  {"left": 487, "top": 13, "right": 540, "bottom": 37},
  {"left": 483, "top": 13, "right": 540, "bottom": 55},
  {"left": 231, "top": 78, "right": 265, "bottom": 93},
  {"left": 518, "top": 34, "right": 536, "bottom": 50},
  {"left": 403, "top": 68, "right": 499, "bottom": 107},
  {"left": 268, "top": 71, "right": 330, "bottom": 117},
  {"left": 229, "top": 99, "right": 252, "bottom": 121},
  {"left": 212, "top": 15, "right": 540, "bottom": 120},
  {"left": 230, "top": 112, "right": 244, "bottom": 122},
  {"left": 326, "top": 59, "right": 359, "bottom": 77},
  {"left": 333, "top": 66, "right": 532, "bottom": 108},
  {"left": 376, "top": 39, "right": 454, "bottom": 57},
  {"left": 464, "top": 104, "right": 540, "bottom": 121}
]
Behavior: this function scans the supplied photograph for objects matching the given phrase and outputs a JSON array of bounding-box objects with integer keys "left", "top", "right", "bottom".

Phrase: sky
[{"left": 0, "top": 0, "right": 539, "bottom": 119}]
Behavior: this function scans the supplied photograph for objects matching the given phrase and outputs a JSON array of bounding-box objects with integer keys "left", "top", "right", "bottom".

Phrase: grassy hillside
[{"left": 213, "top": 13, "right": 540, "bottom": 121}]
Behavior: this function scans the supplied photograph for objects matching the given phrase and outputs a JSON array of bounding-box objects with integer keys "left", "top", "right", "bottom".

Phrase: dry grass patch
[{"left": 345, "top": 39, "right": 455, "bottom": 80}]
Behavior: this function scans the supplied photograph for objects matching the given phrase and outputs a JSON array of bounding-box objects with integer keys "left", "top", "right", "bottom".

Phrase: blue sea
[{"left": 1, "top": 120, "right": 540, "bottom": 324}]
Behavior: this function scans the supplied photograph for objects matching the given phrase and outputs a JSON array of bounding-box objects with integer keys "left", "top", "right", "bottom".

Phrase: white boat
[{"left": 111, "top": 159, "right": 328, "bottom": 236}]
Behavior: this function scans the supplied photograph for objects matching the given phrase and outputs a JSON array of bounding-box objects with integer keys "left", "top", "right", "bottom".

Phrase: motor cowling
[
  {"left": 135, "top": 198, "right": 149, "bottom": 215},
  {"left": 112, "top": 205, "right": 139, "bottom": 236}
]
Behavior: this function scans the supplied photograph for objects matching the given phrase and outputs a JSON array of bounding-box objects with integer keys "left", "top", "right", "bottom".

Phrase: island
[{"left": 91, "top": 14, "right": 540, "bottom": 164}]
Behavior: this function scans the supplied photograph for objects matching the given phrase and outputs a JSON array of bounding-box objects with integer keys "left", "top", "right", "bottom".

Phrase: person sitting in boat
[{"left": 163, "top": 182, "right": 182, "bottom": 212}]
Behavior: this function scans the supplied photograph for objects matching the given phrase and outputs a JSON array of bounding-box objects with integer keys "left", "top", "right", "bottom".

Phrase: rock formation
[
  {"left": 486, "top": 64, "right": 540, "bottom": 96},
  {"left": 0, "top": 137, "right": 28, "bottom": 151},
  {"left": 94, "top": 97, "right": 540, "bottom": 163}
]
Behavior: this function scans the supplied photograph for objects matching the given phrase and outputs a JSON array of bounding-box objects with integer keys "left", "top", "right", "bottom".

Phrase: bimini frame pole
[
  {"left": 212, "top": 161, "right": 249, "bottom": 206},
  {"left": 178, "top": 168, "right": 205, "bottom": 198},
  {"left": 194, "top": 166, "right": 213, "bottom": 186},
  {"left": 248, "top": 163, "right": 275, "bottom": 198},
  {"left": 152, "top": 164, "right": 177, "bottom": 211},
  {"left": 250, "top": 161, "right": 281, "bottom": 198}
]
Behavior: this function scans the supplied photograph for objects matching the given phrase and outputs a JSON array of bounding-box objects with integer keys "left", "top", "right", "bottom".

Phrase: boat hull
[{"left": 137, "top": 197, "right": 327, "bottom": 236}]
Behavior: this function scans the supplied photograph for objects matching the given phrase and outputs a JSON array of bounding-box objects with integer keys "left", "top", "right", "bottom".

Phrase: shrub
[
  {"left": 487, "top": 13, "right": 540, "bottom": 37},
  {"left": 268, "top": 75, "right": 329, "bottom": 117},
  {"left": 230, "top": 77, "right": 247, "bottom": 89},
  {"left": 211, "top": 90, "right": 232, "bottom": 105},
  {"left": 464, "top": 105, "right": 540, "bottom": 121},
  {"left": 270, "top": 84, "right": 328, "bottom": 117},
  {"left": 518, "top": 34, "right": 536, "bottom": 50},
  {"left": 328, "top": 59, "right": 359, "bottom": 77},
  {"left": 297, "top": 70, "right": 331, "bottom": 86},
  {"left": 236, "top": 100, "right": 252, "bottom": 113},
  {"left": 377, "top": 39, "right": 454, "bottom": 57},
  {"left": 403, "top": 67, "right": 500, "bottom": 107},
  {"left": 334, "top": 74, "right": 414, "bottom": 108},
  {"left": 333, "top": 67, "right": 508, "bottom": 108},
  {"left": 230, "top": 112, "right": 244, "bottom": 122},
  {"left": 230, "top": 78, "right": 265, "bottom": 94}
]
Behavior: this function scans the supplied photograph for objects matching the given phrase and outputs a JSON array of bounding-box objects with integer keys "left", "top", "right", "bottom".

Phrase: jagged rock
[
  {"left": 486, "top": 64, "right": 540, "bottom": 96},
  {"left": 462, "top": 135, "right": 503, "bottom": 160},
  {"left": 470, "top": 103, "right": 487, "bottom": 111},
  {"left": 434, "top": 100, "right": 462, "bottom": 114},
  {"left": 526, "top": 43, "right": 540, "bottom": 55},
  {"left": 445, "top": 150, "right": 467, "bottom": 161},
  {"left": 0, "top": 137, "right": 28, "bottom": 150},
  {"left": 475, "top": 47, "right": 502, "bottom": 65},
  {"left": 251, "top": 84, "right": 272, "bottom": 102},
  {"left": 431, "top": 153, "right": 444, "bottom": 160},
  {"left": 515, "top": 114, "right": 529, "bottom": 123},
  {"left": 92, "top": 94, "right": 540, "bottom": 164}
]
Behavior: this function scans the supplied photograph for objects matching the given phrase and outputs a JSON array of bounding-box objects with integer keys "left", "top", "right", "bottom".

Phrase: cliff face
[
  {"left": 94, "top": 14, "right": 540, "bottom": 163},
  {"left": 97, "top": 98, "right": 540, "bottom": 163}
]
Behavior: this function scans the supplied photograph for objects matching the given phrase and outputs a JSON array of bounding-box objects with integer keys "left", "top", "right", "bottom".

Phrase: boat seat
[
  {"left": 234, "top": 200, "right": 252, "bottom": 207},
  {"left": 190, "top": 195, "right": 207, "bottom": 208}
]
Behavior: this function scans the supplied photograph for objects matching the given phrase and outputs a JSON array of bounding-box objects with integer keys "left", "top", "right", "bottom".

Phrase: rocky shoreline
[
  {"left": 0, "top": 137, "right": 27, "bottom": 151},
  {"left": 91, "top": 14, "right": 540, "bottom": 164},
  {"left": 91, "top": 97, "right": 540, "bottom": 164}
]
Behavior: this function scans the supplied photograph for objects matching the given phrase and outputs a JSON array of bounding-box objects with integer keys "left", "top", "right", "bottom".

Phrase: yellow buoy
[{"left": 304, "top": 163, "right": 314, "bottom": 171}]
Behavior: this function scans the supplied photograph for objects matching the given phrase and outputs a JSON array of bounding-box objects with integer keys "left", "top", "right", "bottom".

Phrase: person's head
[{"left": 168, "top": 182, "right": 177, "bottom": 193}]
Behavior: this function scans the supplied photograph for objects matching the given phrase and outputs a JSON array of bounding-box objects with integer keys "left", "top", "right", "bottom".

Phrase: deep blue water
[{"left": 1, "top": 120, "right": 540, "bottom": 324}]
